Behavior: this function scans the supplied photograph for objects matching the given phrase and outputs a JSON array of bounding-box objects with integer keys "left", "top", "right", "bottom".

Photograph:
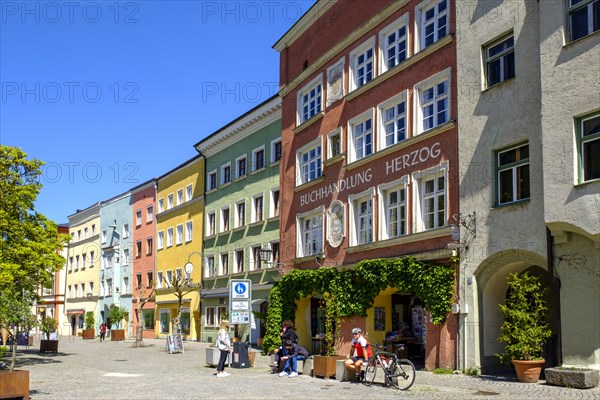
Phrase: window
[
  {"left": 69, "top": 257, "right": 73, "bottom": 272},
  {"left": 147, "top": 271, "right": 153, "bottom": 286},
  {"left": 82, "top": 254, "right": 87, "bottom": 269},
  {"left": 298, "top": 210, "right": 323, "bottom": 257},
  {"left": 90, "top": 251, "right": 95, "bottom": 267},
  {"left": 177, "top": 189, "right": 184, "bottom": 205},
  {"left": 84, "top": 227, "right": 88, "bottom": 238},
  {"left": 81, "top": 283, "right": 85, "bottom": 297},
  {"left": 180, "top": 308, "right": 191, "bottom": 335},
  {"left": 297, "top": 75, "right": 323, "bottom": 124},
  {"left": 157, "top": 271, "right": 163, "bottom": 288},
  {"left": 143, "top": 309, "right": 155, "bottom": 329},
  {"left": 158, "top": 198, "right": 164, "bottom": 213},
  {"left": 327, "top": 128, "right": 342, "bottom": 158},
  {"left": 496, "top": 143, "right": 530, "bottom": 205},
  {"left": 205, "top": 307, "right": 215, "bottom": 327},
  {"left": 349, "top": 111, "right": 374, "bottom": 162},
  {"left": 378, "top": 93, "right": 407, "bottom": 149},
  {"left": 236, "top": 156, "right": 247, "bottom": 179},
  {"left": 414, "top": 165, "right": 447, "bottom": 231},
  {"left": 297, "top": 139, "right": 322, "bottom": 185},
  {"left": 136, "top": 210, "right": 142, "bottom": 226},
  {"left": 166, "top": 270, "right": 173, "bottom": 286},
  {"left": 416, "top": 0, "right": 448, "bottom": 50},
  {"left": 271, "top": 189, "right": 280, "bottom": 218},
  {"left": 217, "top": 307, "right": 227, "bottom": 324},
  {"left": 350, "top": 38, "right": 375, "bottom": 90},
  {"left": 207, "top": 170, "right": 217, "bottom": 190},
  {"left": 207, "top": 212, "right": 216, "bottom": 236},
  {"left": 185, "top": 221, "right": 193, "bottom": 242},
  {"left": 577, "top": 112, "right": 600, "bottom": 182},
  {"left": 101, "top": 230, "right": 107, "bottom": 243},
  {"left": 236, "top": 201, "right": 246, "bottom": 228},
  {"left": 415, "top": 70, "right": 450, "bottom": 134},
  {"left": 89, "top": 282, "right": 94, "bottom": 296},
  {"left": 186, "top": 184, "right": 193, "bottom": 201},
  {"left": 136, "top": 240, "right": 142, "bottom": 257},
  {"left": 380, "top": 14, "right": 409, "bottom": 73},
  {"left": 568, "top": 0, "right": 599, "bottom": 41},
  {"left": 221, "top": 163, "right": 231, "bottom": 185},
  {"left": 91, "top": 224, "right": 96, "bottom": 234},
  {"left": 77, "top": 230, "right": 81, "bottom": 241},
  {"left": 484, "top": 34, "right": 515, "bottom": 87},
  {"left": 157, "top": 231, "right": 164, "bottom": 250},
  {"left": 75, "top": 255, "right": 79, "bottom": 270},
  {"left": 167, "top": 227, "right": 174, "bottom": 247},
  {"left": 349, "top": 190, "right": 374, "bottom": 246},
  {"left": 122, "top": 277, "right": 129, "bottom": 294},
  {"left": 252, "top": 246, "right": 262, "bottom": 271},
  {"left": 167, "top": 193, "right": 174, "bottom": 209},
  {"left": 206, "top": 256, "right": 215, "bottom": 278},
  {"left": 160, "top": 309, "right": 170, "bottom": 333},
  {"left": 253, "top": 195, "right": 263, "bottom": 223},
  {"left": 271, "top": 138, "right": 282, "bottom": 163},
  {"left": 136, "top": 273, "right": 142, "bottom": 289},
  {"left": 146, "top": 238, "right": 153, "bottom": 255},
  {"left": 380, "top": 179, "right": 408, "bottom": 240},
  {"left": 221, "top": 207, "right": 230, "bottom": 232},
  {"left": 252, "top": 147, "right": 265, "bottom": 171},
  {"left": 175, "top": 268, "right": 182, "bottom": 281},
  {"left": 176, "top": 224, "right": 183, "bottom": 245},
  {"left": 235, "top": 249, "right": 244, "bottom": 273},
  {"left": 107, "top": 279, "right": 113, "bottom": 296},
  {"left": 220, "top": 253, "right": 229, "bottom": 276},
  {"left": 122, "top": 223, "right": 129, "bottom": 238},
  {"left": 123, "top": 249, "right": 130, "bottom": 264},
  {"left": 147, "top": 205, "right": 153, "bottom": 222},
  {"left": 270, "top": 242, "right": 280, "bottom": 267}
]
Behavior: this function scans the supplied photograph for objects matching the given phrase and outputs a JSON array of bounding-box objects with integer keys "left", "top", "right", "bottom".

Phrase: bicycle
[{"left": 362, "top": 343, "right": 416, "bottom": 390}]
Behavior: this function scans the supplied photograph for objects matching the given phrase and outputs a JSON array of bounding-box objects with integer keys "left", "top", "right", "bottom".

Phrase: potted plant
[
  {"left": 108, "top": 305, "right": 127, "bottom": 341},
  {"left": 312, "top": 292, "right": 345, "bottom": 379},
  {"left": 497, "top": 272, "right": 552, "bottom": 383},
  {"left": 39, "top": 317, "right": 59, "bottom": 353},
  {"left": 82, "top": 311, "right": 95, "bottom": 339}
]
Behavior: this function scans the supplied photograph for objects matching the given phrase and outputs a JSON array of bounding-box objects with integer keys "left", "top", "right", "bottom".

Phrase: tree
[
  {"left": 131, "top": 282, "right": 156, "bottom": 348},
  {"left": 0, "top": 145, "right": 68, "bottom": 371},
  {"left": 163, "top": 273, "right": 198, "bottom": 336},
  {"left": 107, "top": 304, "right": 127, "bottom": 329}
]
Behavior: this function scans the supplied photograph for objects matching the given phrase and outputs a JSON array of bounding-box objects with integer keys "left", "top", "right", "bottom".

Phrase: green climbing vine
[{"left": 262, "top": 257, "right": 455, "bottom": 355}]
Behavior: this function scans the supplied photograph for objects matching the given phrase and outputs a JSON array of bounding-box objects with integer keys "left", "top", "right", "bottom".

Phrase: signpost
[{"left": 229, "top": 279, "right": 252, "bottom": 337}]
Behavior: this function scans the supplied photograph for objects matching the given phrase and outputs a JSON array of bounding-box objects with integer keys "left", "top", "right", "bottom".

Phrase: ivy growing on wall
[{"left": 262, "top": 257, "right": 456, "bottom": 354}]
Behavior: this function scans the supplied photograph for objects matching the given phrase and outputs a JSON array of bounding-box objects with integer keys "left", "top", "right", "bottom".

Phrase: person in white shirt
[{"left": 216, "top": 320, "right": 232, "bottom": 377}]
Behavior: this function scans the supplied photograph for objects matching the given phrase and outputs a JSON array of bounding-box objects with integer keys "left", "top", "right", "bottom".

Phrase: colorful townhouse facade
[
  {"left": 131, "top": 179, "right": 158, "bottom": 339},
  {"left": 65, "top": 202, "right": 101, "bottom": 336},
  {"left": 274, "top": 0, "right": 459, "bottom": 369},
  {"left": 155, "top": 155, "right": 204, "bottom": 341},
  {"left": 98, "top": 192, "right": 133, "bottom": 333},
  {"left": 195, "top": 95, "right": 282, "bottom": 345}
]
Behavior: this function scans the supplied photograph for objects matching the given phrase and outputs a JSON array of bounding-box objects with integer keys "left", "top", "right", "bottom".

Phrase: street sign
[
  {"left": 229, "top": 279, "right": 252, "bottom": 325},
  {"left": 230, "top": 311, "right": 250, "bottom": 324},
  {"left": 231, "top": 300, "right": 249, "bottom": 311},
  {"left": 231, "top": 281, "right": 250, "bottom": 299}
]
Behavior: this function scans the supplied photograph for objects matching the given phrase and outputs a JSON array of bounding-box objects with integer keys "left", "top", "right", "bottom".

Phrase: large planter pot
[
  {"left": 40, "top": 339, "right": 59, "bottom": 353},
  {"left": 205, "top": 347, "right": 231, "bottom": 367},
  {"left": 0, "top": 369, "right": 29, "bottom": 399},
  {"left": 512, "top": 359, "right": 545, "bottom": 383},
  {"left": 313, "top": 355, "right": 346, "bottom": 379},
  {"left": 82, "top": 329, "right": 95, "bottom": 340},
  {"left": 111, "top": 329, "right": 125, "bottom": 341},
  {"left": 545, "top": 367, "right": 599, "bottom": 389}
]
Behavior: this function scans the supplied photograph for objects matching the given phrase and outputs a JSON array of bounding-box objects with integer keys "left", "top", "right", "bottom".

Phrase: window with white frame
[
  {"left": 207, "top": 170, "right": 217, "bottom": 191},
  {"left": 123, "top": 249, "right": 129, "bottom": 264},
  {"left": 220, "top": 253, "right": 229, "bottom": 276},
  {"left": 146, "top": 238, "right": 153, "bottom": 255},
  {"left": 75, "top": 255, "right": 79, "bottom": 270},
  {"left": 177, "top": 189, "right": 184, "bottom": 205},
  {"left": 380, "top": 14, "right": 409, "bottom": 73},
  {"left": 136, "top": 210, "right": 142, "bottom": 226},
  {"left": 349, "top": 37, "right": 375, "bottom": 91},
  {"left": 484, "top": 34, "right": 515, "bottom": 88},
  {"left": 252, "top": 147, "right": 265, "bottom": 171},
  {"left": 157, "top": 271, "right": 163, "bottom": 288},
  {"left": 175, "top": 268, "right": 182, "bottom": 281},
  {"left": 167, "top": 193, "right": 174, "bottom": 209},
  {"left": 568, "top": 0, "right": 599, "bottom": 42},
  {"left": 91, "top": 224, "right": 96, "bottom": 234},
  {"left": 176, "top": 224, "right": 183, "bottom": 245},
  {"left": 251, "top": 245, "right": 262, "bottom": 271},
  {"left": 297, "top": 74, "right": 323, "bottom": 124},
  {"left": 271, "top": 138, "right": 282, "bottom": 163},
  {"left": 107, "top": 279, "right": 113, "bottom": 295},
  {"left": 90, "top": 251, "right": 95, "bottom": 267},
  {"left": 379, "top": 178, "right": 408, "bottom": 240},
  {"left": 160, "top": 309, "right": 170, "bottom": 333},
  {"left": 414, "top": 164, "right": 447, "bottom": 231},
  {"left": 327, "top": 128, "right": 342, "bottom": 158},
  {"left": 298, "top": 209, "right": 323, "bottom": 257},
  {"left": 252, "top": 195, "right": 263, "bottom": 223},
  {"left": 89, "top": 282, "right": 94, "bottom": 296},
  {"left": 297, "top": 139, "right": 322, "bottom": 185},
  {"left": 348, "top": 110, "right": 374, "bottom": 162},
  {"left": 81, "top": 283, "right": 85, "bottom": 297},
  {"left": 77, "top": 230, "right": 81, "bottom": 241},
  {"left": 84, "top": 227, "right": 88, "bottom": 238},
  {"left": 416, "top": 0, "right": 448, "bottom": 51},
  {"left": 217, "top": 306, "right": 227, "bottom": 324},
  {"left": 207, "top": 212, "right": 216, "bottom": 236},
  {"left": 185, "top": 221, "right": 193, "bottom": 242},
  {"left": 186, "top": 184, "right": 193, "bottom": 201},
  {"left": 235, "top": 249, "right": 244, "bottom": 273},
  {"left": 236, "top": 155, "right": 247, "bottom": 179},
  {"left": 67, "top": 285, "right": 71, "bottom": 298},
  {"left": 270, "top": 242, "right": 280, "bottom": 267},
  {"left": 577, "top": 111, "right": 600, "bottom": 182},
  {"left": 236, "top": 201, "right": 246, "bottom": 228},
  {"left": 205, "top": 307, "right": 215, "bottom": 327},
  {"left": 158, "top": 198, "right": 164, "bottom": 212},
  {"left": 221, "top": 163, "right": 231, "bottom": 185},
  {"left": 166, "top": 270, "right": 173, "bottom": 286},
  {"left": 82, "top": 254, "right": 87, "bottom": 269},
  {"left": 123, "top": 223, "right": 129, "bottom": 238},
  {"left": 101, "top": 230, "right": 107, "bottom": 243},
  {"left": 147, "top": 271, "right": 153, "bottom": 287},
  {"left": 136, "top": 240, "right": 142, "bottom": 257},
  {"left": 378, "top": 93, "right": 407, "bottom": 150},
  {"left": 221, "top": 207, "right": 230, "bottom": 231},
  {"left": 206, "top": 256, "right": 215, "bottom": 278},
  {"left": 69, "top": 257, "right": 73, "bottom": 272},
  {"left": 415, "top": 69, "right": 450, "bottom": 134},
  {"left": 270, "top": 189, "right": 280, "bottom": 218},
  {"left": 496, "top": 143, "right": 530, "bottom": 205},
  {"left": 122, "top": 277, "right": 129, "bottom": 294},
  {"left": 147, "top": 205, "right": 153, "bottom": 222},
  {"left": 157, "top": 231, "right": 164, "bottom": 250},
  {"left": 167, "top": 227, "right": 174, "bottom": 247},
  {"left": 349, "top": 189, "right": 374, "bottom": 246}
]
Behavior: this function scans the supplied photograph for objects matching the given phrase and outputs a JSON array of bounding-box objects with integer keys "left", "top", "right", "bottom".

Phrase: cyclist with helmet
[{"left": 344, "top": 327, "right": 372, "bottom": 382}]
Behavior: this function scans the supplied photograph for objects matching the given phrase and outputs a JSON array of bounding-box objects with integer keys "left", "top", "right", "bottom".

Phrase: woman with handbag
[{"left": 216, "top": 320, "right": 232, "bottom": 377}]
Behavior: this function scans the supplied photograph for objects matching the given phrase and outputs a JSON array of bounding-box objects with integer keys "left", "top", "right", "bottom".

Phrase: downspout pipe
[{"left": 546, "top": 227, "right": 562, "bottom": 367}]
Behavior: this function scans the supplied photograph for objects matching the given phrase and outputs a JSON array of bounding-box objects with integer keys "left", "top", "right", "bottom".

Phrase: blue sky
[{"left": 1, "top": 0, "right": 315, "bottom": 223}]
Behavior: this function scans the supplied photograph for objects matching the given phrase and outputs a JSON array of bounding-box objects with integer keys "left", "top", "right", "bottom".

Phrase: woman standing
[
  {"left": 216, "top": 320, "right": 231, "bottom": 377},
  {"left": 99, "top": 322, "right": 107, "bottom": 342}
]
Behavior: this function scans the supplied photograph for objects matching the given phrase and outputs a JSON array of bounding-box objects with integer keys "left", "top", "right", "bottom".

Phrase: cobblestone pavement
[{"left": 7, "top": 336, "right": 600, "bottom": 399}]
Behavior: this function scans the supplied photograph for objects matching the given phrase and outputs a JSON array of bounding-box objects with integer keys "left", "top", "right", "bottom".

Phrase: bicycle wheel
[
  {"left": 363, "top": 361, "right": 377, "bottom": 386},
  {"left": 390, "top": 359, "right": 416, "bottom": 390}
]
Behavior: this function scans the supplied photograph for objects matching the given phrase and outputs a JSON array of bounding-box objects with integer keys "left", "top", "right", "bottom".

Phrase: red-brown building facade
[{"left": 275, "top": 0, "right": 458, "bottom": 369}]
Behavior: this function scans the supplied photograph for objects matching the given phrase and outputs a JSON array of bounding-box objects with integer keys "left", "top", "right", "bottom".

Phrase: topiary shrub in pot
[
  {"left": 39, "top": 317, "right": 59, "bottom": 353},
  {"left": 497, "top": 272, "right": 552, "bottom": 383},
  {"left": 82, "top": 311, "right": 95, "bottom": 339}
]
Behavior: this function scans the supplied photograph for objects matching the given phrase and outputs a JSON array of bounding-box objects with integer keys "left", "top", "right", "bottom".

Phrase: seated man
[
  {"left": 279, "top": 339, "right": 309, "bottom": 378},
  {"left": 344, "top": 327, "right": 372, "bottom": 382}
]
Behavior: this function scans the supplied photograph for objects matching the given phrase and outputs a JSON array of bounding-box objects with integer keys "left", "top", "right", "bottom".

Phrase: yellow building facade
[{"left": 155, "top": 155, "right": 204, "bottom": 340}]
